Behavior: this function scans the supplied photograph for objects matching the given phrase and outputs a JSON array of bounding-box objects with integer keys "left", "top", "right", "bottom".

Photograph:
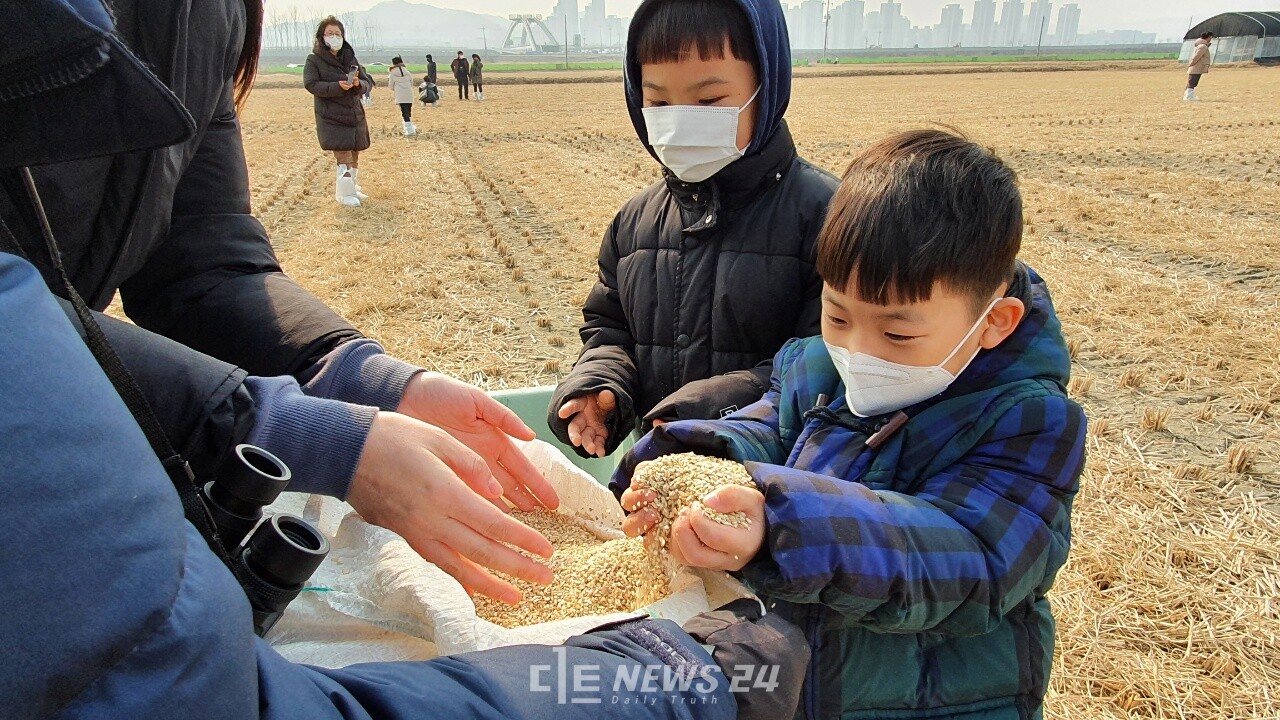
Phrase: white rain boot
[
  {"left": 477, "top": 91, "right": 485, "bottom": 101},
  {"left": 1183, "top": 88, "right": 1193, "bottom": 101},
  {"left": 350, "top": 167, "right": 369, "bottom": 201},
  {"left": 335, "top": 165, "right": 361, "bottom": 207},
  {"left": 1189, "top": 89, "right": 1201, "bottom": 102},
  {"left": 403, "top": 120, "right": 417, "bottom": 136}
]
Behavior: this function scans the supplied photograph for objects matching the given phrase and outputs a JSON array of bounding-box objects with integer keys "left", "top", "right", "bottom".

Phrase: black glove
[{"left": 682, "top": 599, "right": 809, "bottom": 720}]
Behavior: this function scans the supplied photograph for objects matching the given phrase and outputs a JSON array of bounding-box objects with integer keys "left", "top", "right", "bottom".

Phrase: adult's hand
[
  {"left": 347, "top": 411, "right": 554, "bottom": 604},
  {"left": 398, "top": 372, "right": 559, "bottom": 512},
  {"left": 556, "top": 389, "right": 616, "bottom": 458},
  {"left": 338, "top": 79, "right": 354, "bottom": 91}
]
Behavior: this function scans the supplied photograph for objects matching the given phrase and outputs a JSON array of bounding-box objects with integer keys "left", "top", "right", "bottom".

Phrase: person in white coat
[{"left": 388, "top": 56, "right": 417, "bottom": 135}]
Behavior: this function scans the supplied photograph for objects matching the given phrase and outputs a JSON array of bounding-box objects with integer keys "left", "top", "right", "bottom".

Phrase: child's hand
[
  {"left": 669, "top": 485, "right": 765, "bottom": 572},
  {"left": 557, "top": 389, "right": 616, "bottom": 458},
  {"left": 620, "top": 487, "right": 659, "bottom": 537}
]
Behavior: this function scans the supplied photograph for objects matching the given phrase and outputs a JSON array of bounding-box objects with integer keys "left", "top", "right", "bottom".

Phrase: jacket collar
[
  {"left": 665, "top": 121, "right": 798, "bottom": 233},
  {"left": 0, "top": 0, "right": 195, "bottom": 169},
  {"left": 316, "top": 43, "right": 357, "bottom": 70}
]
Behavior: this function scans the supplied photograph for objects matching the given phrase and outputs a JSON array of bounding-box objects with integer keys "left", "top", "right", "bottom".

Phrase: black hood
[{"left": 623, "top": 0, "right": 793, "bottom": 163}]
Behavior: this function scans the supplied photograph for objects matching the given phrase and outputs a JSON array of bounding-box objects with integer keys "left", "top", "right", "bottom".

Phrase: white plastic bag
[{"left": 267, "top": 439, "right": 754, "bottom": 668}]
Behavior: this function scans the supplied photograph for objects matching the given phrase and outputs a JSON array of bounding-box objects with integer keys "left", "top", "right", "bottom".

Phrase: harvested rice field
[{"left": 241, "top": 64, "right": 1280, "bottom": 719}]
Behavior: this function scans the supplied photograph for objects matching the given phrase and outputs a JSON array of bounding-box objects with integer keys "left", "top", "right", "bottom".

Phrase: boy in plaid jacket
[{"left": 612, "top": 129, "right": 1087, "bottom": 720}]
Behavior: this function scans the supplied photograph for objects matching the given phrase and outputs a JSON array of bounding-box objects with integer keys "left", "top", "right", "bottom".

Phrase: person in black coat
[
  {"left": 424, "top": 53, "right": 438, "bottom": 84},
  {"left": 304, "top": 16, "right": 372, "bottom": 207},
  {"left": 5, "top": 0, "right": 561, "bottom": 615},
  {"left": 548, "top": 0, "right": 837, "bottom": 458},
  {"left": 450, "top": 50, "right": 471, "bottom": 100}
]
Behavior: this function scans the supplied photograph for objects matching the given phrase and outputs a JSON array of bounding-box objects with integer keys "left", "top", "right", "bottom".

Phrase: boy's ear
[{"left": 978, "top": 297, "right": 1026, "bottom": 350}]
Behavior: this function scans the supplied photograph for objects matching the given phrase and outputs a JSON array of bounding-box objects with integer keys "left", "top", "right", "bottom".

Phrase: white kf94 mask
[
  {"left": 641, "top": 86, "right": 761, "bottom": 183},
  {"left": 825, "top": 298, "right": 1002, "bottom": 418}
]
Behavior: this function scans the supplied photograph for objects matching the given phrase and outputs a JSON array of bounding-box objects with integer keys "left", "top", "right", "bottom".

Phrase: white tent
[{"left": 1180, "top": 12, "right": 1280, "bottom": 65}]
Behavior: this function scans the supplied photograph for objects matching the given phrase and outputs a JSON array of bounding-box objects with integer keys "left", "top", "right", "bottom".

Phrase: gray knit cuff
[
  {"left": 245, "top": 375, "right": 377, "bottom": 499},
  {"left": 305, "top": 339, "right": 422, "bottom": 412}
]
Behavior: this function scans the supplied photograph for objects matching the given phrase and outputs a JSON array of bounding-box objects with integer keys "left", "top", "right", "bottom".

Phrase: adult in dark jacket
[
  {"left": 424, "top": 53, "right": 439, "bottom": 84},
  {"left": 304, "top": 16, "right": 372, "bottom": 207},
  {"left": 548, "top": 0, "right": 837, "bottom": 459},
  {"left": 3, "top": 0, "right": 564, "bottom": 612},
  {"left": 0, "top": 259, "right": 767, "bottom": 718},
  {"left": 451, "top": 50, "right": 471, "bottom": 100}
]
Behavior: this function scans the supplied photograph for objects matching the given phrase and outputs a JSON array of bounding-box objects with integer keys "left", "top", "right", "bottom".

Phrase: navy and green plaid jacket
[{"left": 612, "top": 266, "right": 1087, "bottom": 720}]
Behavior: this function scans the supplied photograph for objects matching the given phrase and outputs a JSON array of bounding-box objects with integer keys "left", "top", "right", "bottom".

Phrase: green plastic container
[{"left": 489, "top": 385, "right": 633, "bottom": 486}]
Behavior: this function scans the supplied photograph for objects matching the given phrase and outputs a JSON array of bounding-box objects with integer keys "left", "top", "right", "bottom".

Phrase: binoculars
[{"left": 200, "top": 444, "right": 330, "bottom": 637}]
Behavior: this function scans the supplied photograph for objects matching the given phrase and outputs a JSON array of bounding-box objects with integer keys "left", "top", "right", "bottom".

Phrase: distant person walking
[
  {"left": 451, "top": 51, "right": 471, "bottom": 100},
  {"left": 1185, "top": 32, "right": 1213, "bottom": 101},
  {"left": 304, "top": 16, "right": 372, "bottom": 207},
  {"left": 470, "top": 53, "right": 485, "bottom": 101},
  {"left": 388, "top": 56, "right": 417, "bottom": 136}
]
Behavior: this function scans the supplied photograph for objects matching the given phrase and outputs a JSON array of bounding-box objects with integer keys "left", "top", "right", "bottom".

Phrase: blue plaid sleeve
[
  {"left": 608, "top": 390, "right": 789, "bottom": 498},
  {"left": 738, "top": 393, "right": 1086, "bottom": 636}
]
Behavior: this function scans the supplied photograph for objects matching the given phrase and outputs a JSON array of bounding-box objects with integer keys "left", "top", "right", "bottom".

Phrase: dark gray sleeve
[
  {"left": 119, "top": 85, "right": 364, "bottom": 379},
  {"left": 57, "top": 297, "right": 255, "bottom": 483},
  {"left": 303, "top": 55, "right": 345, "bottom": 97},
  {"left": 642, "top": 364, "right": 772, "bottom": 424}
]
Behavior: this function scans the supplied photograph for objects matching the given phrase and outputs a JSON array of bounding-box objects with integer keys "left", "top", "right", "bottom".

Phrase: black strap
[{"left": 12, "top": 168, "right": 241, "bottom": 576}]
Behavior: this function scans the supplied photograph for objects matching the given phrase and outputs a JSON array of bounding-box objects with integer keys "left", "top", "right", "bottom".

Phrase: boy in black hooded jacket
[{"left": 549, "top": 0, "right": 837, "bottom": 458}]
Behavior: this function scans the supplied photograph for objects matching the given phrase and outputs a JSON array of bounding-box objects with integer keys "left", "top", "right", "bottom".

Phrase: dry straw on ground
[
  {"left": 243, "top": 65, "right": 1280, "bottom": 718},
  {"left": 473, "top": 510, "right": 671, "bottom": 628}
]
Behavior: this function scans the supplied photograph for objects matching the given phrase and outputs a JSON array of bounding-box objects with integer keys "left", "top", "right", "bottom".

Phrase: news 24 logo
[{"left": 529, "top": 647, "right": 781, "bottom": 705}]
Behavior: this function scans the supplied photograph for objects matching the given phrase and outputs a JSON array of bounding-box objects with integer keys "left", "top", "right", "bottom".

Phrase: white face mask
[
  {"left": 825, "top": 298, "right": 1001, "bottom": 418},
  {"left": 324, "top": 35, "right": 343, "bottom": 51},
  {"left": 641, "top": 86, "right": 761, "bottom": 183}
]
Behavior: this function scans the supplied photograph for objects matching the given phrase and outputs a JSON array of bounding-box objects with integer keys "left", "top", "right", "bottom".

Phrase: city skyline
[
  {"left": 785, "top": 1, "right": 1159, "bottom": 50},
  {"left": 271, "top": 0, "right": 1269, "bottom": 41}
]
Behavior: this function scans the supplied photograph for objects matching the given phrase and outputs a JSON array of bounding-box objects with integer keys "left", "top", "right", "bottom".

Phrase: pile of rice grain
[
  {"left": 631, "top": 453, "right": 757, "bottom": 551},
  {"left": 474, "top": 510, "right": 671, "bottom": 628}
]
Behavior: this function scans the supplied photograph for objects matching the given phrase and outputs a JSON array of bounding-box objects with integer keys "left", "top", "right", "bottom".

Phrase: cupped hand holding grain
[
  {"left": 348, "top": 411, "right": 555, "bottom": 605},
  {"left": 398, "top": 372, "right": 560, "bottom": 511},
  {"left": 669, "top": 485, "right": 765, "bottom": 571},
  {"left": 627, "top": 453, "right": 766, "bottom": 571}
]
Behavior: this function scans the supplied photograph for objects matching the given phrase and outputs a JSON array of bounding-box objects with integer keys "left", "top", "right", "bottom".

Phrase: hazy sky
[{"left": 272, "top": 0, "right": 1267, "bottom": 39}]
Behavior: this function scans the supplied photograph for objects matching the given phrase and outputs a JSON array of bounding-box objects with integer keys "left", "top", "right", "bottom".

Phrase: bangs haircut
[
  {"left": 816, "top": 128, "right": 1023, "bottom": 315},
  {"left": 633, "top": 0, "right": 759, "bottom": 69}
]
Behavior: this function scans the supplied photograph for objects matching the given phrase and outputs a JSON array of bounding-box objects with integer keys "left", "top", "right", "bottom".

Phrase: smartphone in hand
[{"left": 347, "top": 69, "right": 357, "bottom": 84}]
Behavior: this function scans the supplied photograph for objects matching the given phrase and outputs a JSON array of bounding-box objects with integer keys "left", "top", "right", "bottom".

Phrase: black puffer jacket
[
  {"left": 548, "top": 122, "right": 836, "bottom": 456},
  {"left": 303, "top": 43, "right": 372, "bottom": 152}
]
